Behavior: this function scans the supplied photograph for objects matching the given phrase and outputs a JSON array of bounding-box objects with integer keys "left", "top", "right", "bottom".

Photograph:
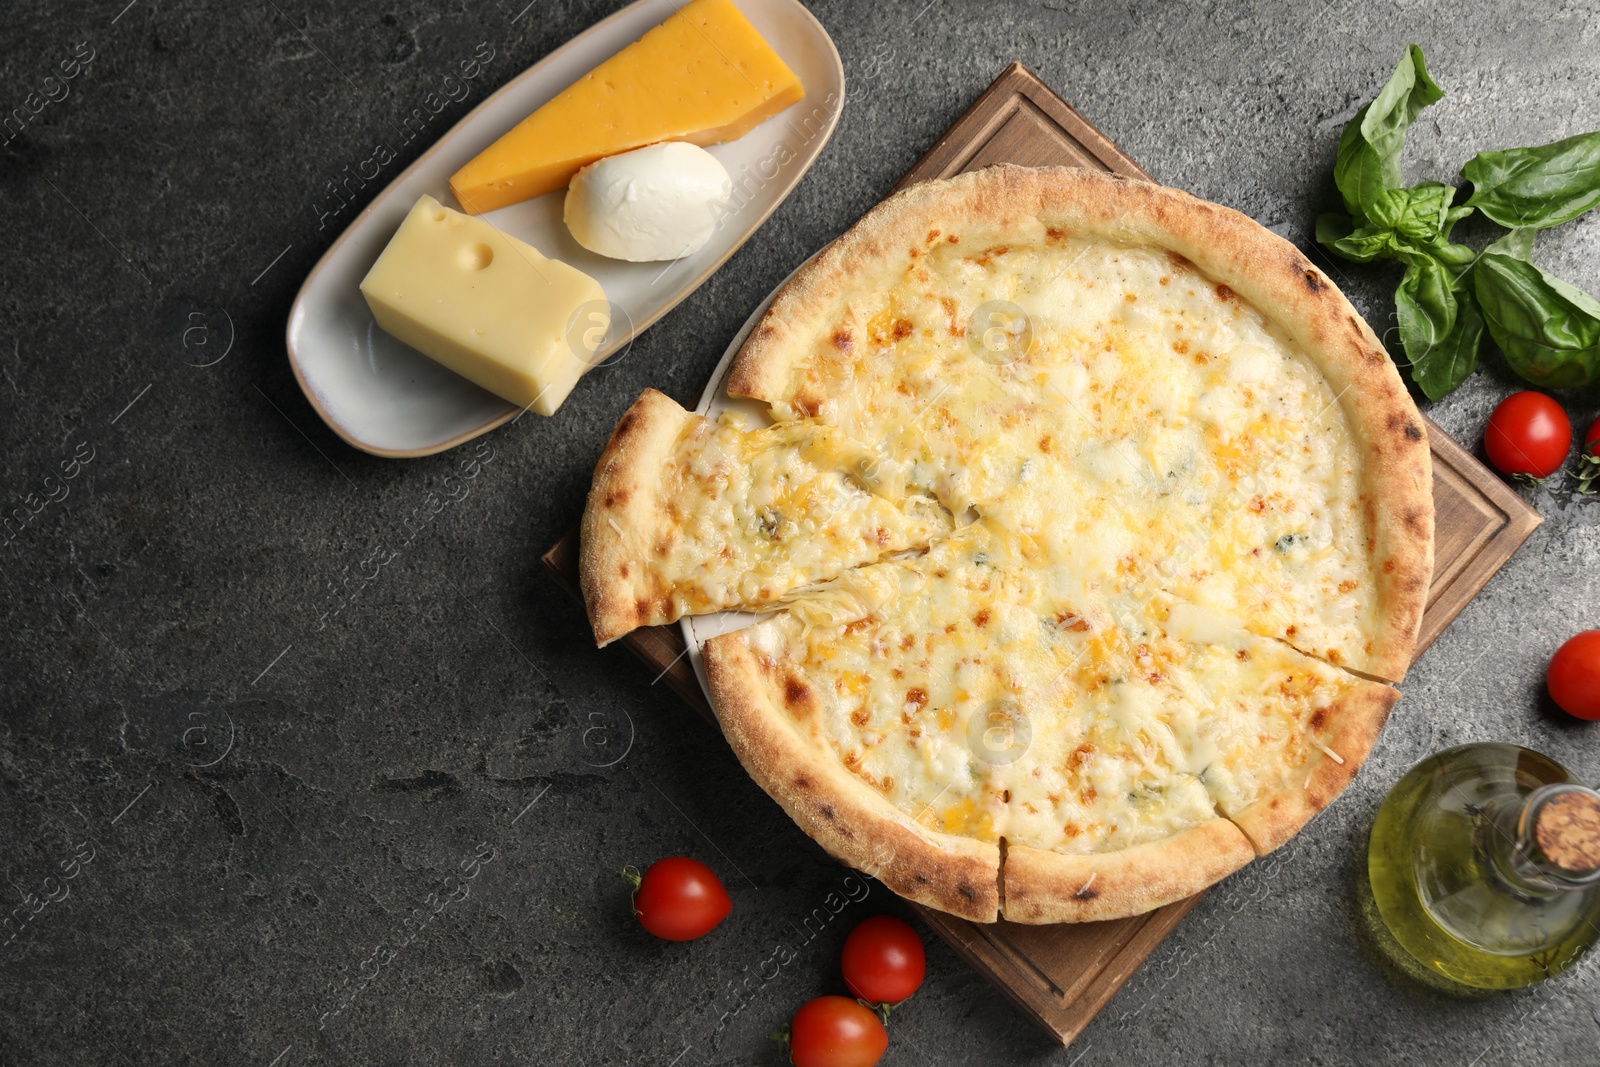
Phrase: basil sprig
[{"left": 1316, "top": 46, "right": 1600, "bottom": 400}]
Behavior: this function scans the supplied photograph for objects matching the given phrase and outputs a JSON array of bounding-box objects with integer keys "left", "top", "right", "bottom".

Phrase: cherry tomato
[
  {"left": 625, "top": 857, "right": 731, "bottom": 941},
  {"left": 1483, "top": 392, "right": 1571, "bottom": 479},
  {"left": 1548, "top": 630, "right": 1600, "bottom": 721},
  {"left": 788, "top": 996, "right": 888, "bottom": 1067},
  {"left": 841, "top": 915, "right": 926, "bottom": 1005}
]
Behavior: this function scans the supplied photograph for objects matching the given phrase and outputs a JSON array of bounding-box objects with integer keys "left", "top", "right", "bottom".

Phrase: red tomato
[
  {"left": 626, "top": 857, "right": 731, "bottom": 941},
  {"left": 841, "top": 915, "right": 926, "bottom": 1005},
  {"left": 1548, "top": 630, "right": 1600, "bottom": 721},
  {"left": 1483, "top": 392, "right": 1571, "bottom": 479},
  {"left": 788, "top": 996, "right": 888, "bottom": 1067}
]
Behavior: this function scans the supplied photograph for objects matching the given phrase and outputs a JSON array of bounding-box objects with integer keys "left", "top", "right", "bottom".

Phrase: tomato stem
[
  {"left": 620, "top": 865, "right": 643, "bottom": 893},
  {"left": 859, "top": 997, "right": 893, "bottom": 1026},
  {"left": 1511, "top": 471, "right": 1551, "bottom": 491},
  {"left": 1577, "top": 453, "right": 1599, "bottom": 495}
]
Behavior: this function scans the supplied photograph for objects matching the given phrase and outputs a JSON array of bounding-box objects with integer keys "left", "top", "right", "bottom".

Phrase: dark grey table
[{"left": 3, "top": 1, "right": 1598, "bottom": 1063}]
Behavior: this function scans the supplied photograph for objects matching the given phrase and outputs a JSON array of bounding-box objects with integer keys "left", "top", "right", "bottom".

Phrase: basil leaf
[
  {"left": 1463, "top": 131, "right": 1600, "bottom": 230},
  {"left": 1367, "top": 181, "right": 1459, "bottom": 241},
  {"left": 1395, "top": 255, "right": 1458, "bottom": 367},
  {"left": 1483, "top": 227, "right": 1535, "bottom": 260},
  {"left": 1475, "top": 252, "right": 1600, "bottom": 388},
  {"left": 1408, "top": 283, "right": 1484, "bottom": 400},
  {"left": 1420, "top": 236, "right": 1478, "bottom": 274},
  {"left": 1332, "top": 45, "right": 1443, "bottom": 219},
  {"left": 1317, "top": 212, "right": 1394, "bottom": 262}
]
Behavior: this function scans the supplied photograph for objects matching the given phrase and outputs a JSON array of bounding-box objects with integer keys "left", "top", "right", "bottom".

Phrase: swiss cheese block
[
  {"left": 359, "top": 195, "right": 608, "bottom": 416},
  {"left": 448, "top": 0, "right": 803, "bottom": 214}
]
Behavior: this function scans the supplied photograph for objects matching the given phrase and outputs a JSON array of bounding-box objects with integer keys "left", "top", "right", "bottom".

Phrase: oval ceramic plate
[{"left": 286, "top": 0, "right": 844, "bottom": 458}]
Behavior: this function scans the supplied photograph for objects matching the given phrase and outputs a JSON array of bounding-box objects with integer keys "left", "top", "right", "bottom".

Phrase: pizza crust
[
  {"left": 729, "top": 165, "right": 1432, "bottom": 684},
  {"left": 1001, "top": 820, "right": 1256, "bottom": 924},
  {"left": 580, "top": 388, "right": 693, "bottom": 646},
  {"left": 704, "top": 627, "right": 1001, "bottom": 922}
]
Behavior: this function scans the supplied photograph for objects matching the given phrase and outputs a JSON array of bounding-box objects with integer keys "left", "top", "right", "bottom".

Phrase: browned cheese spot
[
  {"left": 1054, "top": 611, "right": 1090, "bottom": 633},
  {"left": 1215, "top": 283, "right": 1237, "bottom": 302},
  {"left": 973, "top": 609, "right": 991, "bottom": 628},
  {"left": 831, "top": 328, "right": 853, "bottom": 353},
  {"left": 906, "top": 687, "right": 928, "bottom": 707},
  {"left": 1309, "top": 709, "right": 1326, "bottom": 731}
]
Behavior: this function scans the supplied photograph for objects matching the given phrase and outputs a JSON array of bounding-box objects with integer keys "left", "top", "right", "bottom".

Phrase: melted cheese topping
[
  {"left": 649, "top": 415, "right": 951, "bottom": 618},
  {"left": 694, "top": 225, "right": 1398, "bottom": 860},
  {"left": 749, "top": 519, "right": 1361, "bottom": 854},
  {"left": 766, "top": 236, "right": 1376, "bottom": 669}
]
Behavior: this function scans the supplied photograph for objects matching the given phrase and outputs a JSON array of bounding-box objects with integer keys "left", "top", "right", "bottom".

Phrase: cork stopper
[{"left": 1534, "top": 790, "right": 1600, "bottom": 874}]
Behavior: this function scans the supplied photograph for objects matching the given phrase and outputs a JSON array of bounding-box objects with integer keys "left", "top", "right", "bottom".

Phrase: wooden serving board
[{"left": 541, "top": 62, "right": 1543, "bottom": 1046}]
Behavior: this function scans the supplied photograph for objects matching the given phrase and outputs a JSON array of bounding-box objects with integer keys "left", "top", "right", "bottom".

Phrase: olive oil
[{"left": 1368, "top": 744, "right": 1600, "bottom": 990}]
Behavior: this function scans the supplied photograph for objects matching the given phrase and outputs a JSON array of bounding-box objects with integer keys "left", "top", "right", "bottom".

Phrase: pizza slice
[
  {"left": 703, "top": 525, "right": 1015, "bottom": 922},
  {"left": 997, "top": 597, "right": 1396, "bottom": 922},
  {"left": 580, "top": 389, "right": 951, "bottom": 645}
]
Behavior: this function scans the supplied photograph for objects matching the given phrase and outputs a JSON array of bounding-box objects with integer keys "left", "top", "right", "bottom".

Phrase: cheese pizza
[{"left": 580, "top": 165, "right": 1433, "bottom": 922}]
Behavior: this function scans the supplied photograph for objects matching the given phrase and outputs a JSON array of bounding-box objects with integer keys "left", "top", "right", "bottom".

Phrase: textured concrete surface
[{"left": 3, "top": 0, "right": 1599, "bottom": 1063}]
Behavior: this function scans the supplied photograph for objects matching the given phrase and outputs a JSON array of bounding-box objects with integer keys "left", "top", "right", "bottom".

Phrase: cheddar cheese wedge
[{"left": 449, "top": 0, "right": 804, "bottom": 214}]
